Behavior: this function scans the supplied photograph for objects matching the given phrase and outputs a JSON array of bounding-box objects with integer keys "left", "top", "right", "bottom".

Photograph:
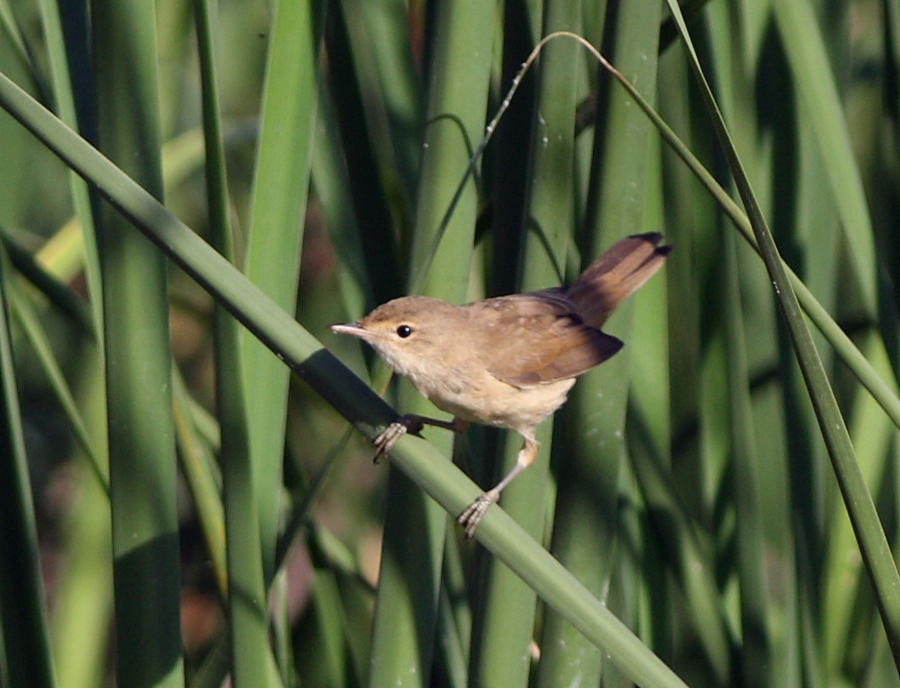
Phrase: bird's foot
[
  {"left": 458, "top": 490, "right": 499, "bottom": 540},
  {"left": 372, "top": 415, "right": 425, "bottom": 462}
]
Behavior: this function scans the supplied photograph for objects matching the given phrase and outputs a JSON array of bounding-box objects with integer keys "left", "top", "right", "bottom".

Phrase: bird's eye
[{"left": 396, "top": 325, "right": 413, "bottom": 338}]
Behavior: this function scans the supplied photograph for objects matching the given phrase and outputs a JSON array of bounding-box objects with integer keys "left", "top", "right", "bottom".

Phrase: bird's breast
[{"left": 413, "top": 371, "right": 575, "bottom": 432}]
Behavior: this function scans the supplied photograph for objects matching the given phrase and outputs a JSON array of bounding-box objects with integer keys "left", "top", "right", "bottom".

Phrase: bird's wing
[{"left": 476, "top": 291, "right": 623, "bottom": 388}]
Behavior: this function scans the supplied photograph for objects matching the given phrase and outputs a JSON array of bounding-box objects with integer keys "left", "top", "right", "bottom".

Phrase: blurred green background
[{"left": 1, "top": 0, "right": 900, "bottom": 686}]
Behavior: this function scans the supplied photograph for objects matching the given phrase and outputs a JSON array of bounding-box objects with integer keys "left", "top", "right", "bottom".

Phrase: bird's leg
[
  {"left": 458, "top": 432, "right": 537, "bottom": 539},
  {"left": 373, "top": 415, "right": 469, "bottom": 461}
]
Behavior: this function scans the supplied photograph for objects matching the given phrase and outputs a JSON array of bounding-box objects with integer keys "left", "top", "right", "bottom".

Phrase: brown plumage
[{"left": 332, "top": 232, "right": 670, "bottom": 537}]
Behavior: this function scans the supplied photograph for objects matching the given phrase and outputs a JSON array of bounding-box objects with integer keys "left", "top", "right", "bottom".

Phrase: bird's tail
[{"left": 567, "top": 233, "right": 671, "bottom": 328}]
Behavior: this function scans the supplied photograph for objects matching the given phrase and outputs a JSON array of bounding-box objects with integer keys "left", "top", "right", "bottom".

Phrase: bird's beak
[{"left": 330, "top": 322, "right": 367, "bottom": 339}]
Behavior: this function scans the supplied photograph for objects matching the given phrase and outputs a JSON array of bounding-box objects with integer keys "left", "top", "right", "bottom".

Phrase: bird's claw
[
  {"left": 372, "top": 416, "right": 425, "bottom": 462},
  {"left": 457, "top": 492, "right": 497, "bottom": 539}
]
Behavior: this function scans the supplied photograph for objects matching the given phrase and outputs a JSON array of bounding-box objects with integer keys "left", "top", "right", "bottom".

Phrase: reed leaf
[
  {"left": 0, "top": 247, "right": 55, "bottom": 688},
  {"left": 90, "top": 0, "right": 184, "bottom": 683}
]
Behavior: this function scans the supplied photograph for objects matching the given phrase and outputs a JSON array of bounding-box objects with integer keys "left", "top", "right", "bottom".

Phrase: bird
[{"left": 331, "top": 233, "right": 670, "bottom": 538}]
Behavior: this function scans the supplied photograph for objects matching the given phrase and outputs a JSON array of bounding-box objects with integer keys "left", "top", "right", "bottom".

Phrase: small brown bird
[{"left": 331, "top": 233, "right": 670, "bottom": 538}]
